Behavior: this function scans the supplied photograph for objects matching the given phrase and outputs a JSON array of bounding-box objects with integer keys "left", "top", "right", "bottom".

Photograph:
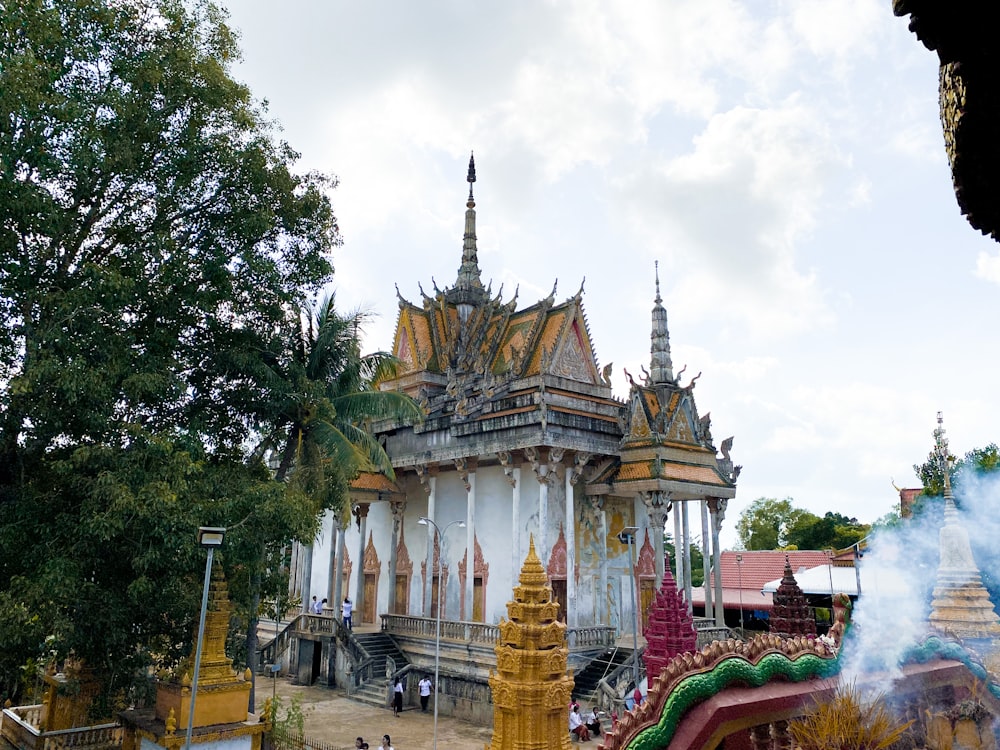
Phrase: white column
[
  {"left": 701, "top": 499, "right": 713, "bottom": 617},
  {"left": 422, "top": 472, "right": 436, "bottom": 617},
  {"left": 388, "top": 500, "right": 404, "bottom": 614},
  {"left": 647, "top": 496, "right": 668, "bottom": 588},
  {"left": 672, "top": 503, "right": 684, "bottom": 592},
  {"left": 465, "top": 469, "right": 476, "bottom": 620},
  {"left": 300, "top": 544, "right": 313, "bottom": 615},
  {"left": 327, "top": 515, "right": 344, "bottom": 616},
  {"left": 538, "top": 465, "right": 549, "bottom": 561},
  {"left": 682, "top": 499, "right": 693, "bottom": 610},
  {"left": 512, "top": 468, "right": 521, "bottom": 582},
  {"left": 595, "top": 499, "right": 608, "bottom": 625},
  {"left": 354, "top": 504, "right": 369, "bottom": 619},
  {"left": 709, "top": 498, "right": 727, "bottom": 627},
  {"left": 564, "top": 463, "right": 576, "bottom": 627}
]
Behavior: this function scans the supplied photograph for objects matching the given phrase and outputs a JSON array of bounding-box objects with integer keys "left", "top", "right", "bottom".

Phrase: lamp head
[
  {"left": 198, "top": 526, "right": 226, "bottom": 548},
  {"left": 418, "top": 517, "right": 430, "bottom": 526}
]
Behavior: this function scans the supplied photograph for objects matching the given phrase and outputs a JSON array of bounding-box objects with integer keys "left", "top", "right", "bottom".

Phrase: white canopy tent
[{"left": 761, "top": 564, "right": 866, "bottom": 597}]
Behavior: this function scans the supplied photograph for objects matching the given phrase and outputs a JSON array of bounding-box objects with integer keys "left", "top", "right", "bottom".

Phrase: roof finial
[
  {"left": 448, "top": 151, "right": 485, "bottom": 305},
  {"left": 935, "top": 411, "right": 958, "bottom": 519},
  {"left": 467, "top": 151, "right": 476, "bottom": 204},
  {"left": 649, "top": 261, "right": 674, "bottom": 384}
]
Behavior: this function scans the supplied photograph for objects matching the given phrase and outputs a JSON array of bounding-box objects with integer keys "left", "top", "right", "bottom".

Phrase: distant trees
[
  {"left": 664, "top": 535, "right": 704, "bottom": 587},
  {"left": 735, "top": 498, "right": 869, "bottom": 551}
]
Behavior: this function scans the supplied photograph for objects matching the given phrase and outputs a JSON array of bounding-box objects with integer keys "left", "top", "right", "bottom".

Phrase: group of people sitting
[{"left": 568, "top": 701, "right": 603, "bottom": 742}]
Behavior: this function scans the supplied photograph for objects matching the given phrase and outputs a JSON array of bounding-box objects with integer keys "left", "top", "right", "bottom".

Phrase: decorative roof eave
[
  {"left": 348, "top": 472, "right": 405, "bottom": 500},
  {"left": 618, "top": 479, "right": 735, "bottom": 498},
  {"left": 586, "top": 476, "right": 736, "bottom": 499}
]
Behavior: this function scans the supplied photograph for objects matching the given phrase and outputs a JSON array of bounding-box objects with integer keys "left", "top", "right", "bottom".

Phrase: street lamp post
[
  {"left": 418, "top": 516, "right": 465, "bottom": 750},
  {"left": 618, "top": 527, "right": 641, "bottom": 691},
  {"left": 185, "top": 526, "right": 226, "bottom": 750},
  {"left": 736, "top": 553, "right": 744, "bottom": 632}
]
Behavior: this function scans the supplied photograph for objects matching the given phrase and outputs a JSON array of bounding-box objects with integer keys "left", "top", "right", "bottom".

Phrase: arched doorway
[
  {"left": 636, "top": 529, "right": 656, "bottom": 632},
  {"left": 394, "top": 526, "right": 413, "bottom": 614},
  {"left": 362, "top": 532, "right": 380, "bottom": 624},
  {"left": 459, "top": 534, "right": 489, "bottom": 622},
  {"left": 547, "top": 525, "right": 568, "bottom": 623}
]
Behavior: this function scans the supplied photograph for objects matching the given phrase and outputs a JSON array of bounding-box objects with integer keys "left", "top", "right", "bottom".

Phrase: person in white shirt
[
  {"left": 585, "top": 707, "right": 602, "bottom": 737},
  {"left": 342, "top": 597, "right": 353, "bottom": 630},
  {"left": 378, "top": 735, "right": 394, "bottom": 750},
  {"left": 569, "top": 705, "right": 591, "bottom": 742},
  {"left": 418, "top": 675, "right": 432, "bottom": 712}
]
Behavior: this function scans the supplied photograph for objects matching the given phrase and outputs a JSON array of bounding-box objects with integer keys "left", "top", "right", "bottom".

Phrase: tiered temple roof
[
  {"left": 379, "top": 155, "right": 621, "bottom": 466},
  {"left": 586, "top": 266, "right": 737, "bottom": 501}
]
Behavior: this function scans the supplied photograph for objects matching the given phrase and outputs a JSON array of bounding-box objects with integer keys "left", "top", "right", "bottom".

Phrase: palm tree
[
  {"left": 246, "top": 294, "right": 422, "bottom": 704},
  {"left": 262, "top": 293, "right": 420, "bottom": 486}
]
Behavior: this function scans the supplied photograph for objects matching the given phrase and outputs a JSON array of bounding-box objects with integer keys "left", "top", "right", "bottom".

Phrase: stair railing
[{"left": 595, "top": 647, "right": 645, "bottom": 713}]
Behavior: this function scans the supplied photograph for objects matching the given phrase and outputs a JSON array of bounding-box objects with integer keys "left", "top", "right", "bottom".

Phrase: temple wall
[{"left": 306, "top": 462, "right": 662, "bottom": 631}]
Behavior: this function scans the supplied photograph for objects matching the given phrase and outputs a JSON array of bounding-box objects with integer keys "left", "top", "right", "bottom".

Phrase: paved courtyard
[{"left": 254, "top": 677, "right": 494, "bottom": 750}]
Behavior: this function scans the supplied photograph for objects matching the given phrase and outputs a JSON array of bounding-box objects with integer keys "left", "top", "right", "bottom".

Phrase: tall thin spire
[
  {"left": 453, "top": 152, "right": 484, "bottom": 299},
  {"left": 649, "top": 260, "right": 674, "bottom": 384}
]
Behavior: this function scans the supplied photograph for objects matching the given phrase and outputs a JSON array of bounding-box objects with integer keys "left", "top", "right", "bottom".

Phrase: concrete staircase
[
  {"left": 348, "top": 631, "right": 411, "bottom": 708},
  {"left": 572, "top": 647, "right": 638, "bottom": 706}
]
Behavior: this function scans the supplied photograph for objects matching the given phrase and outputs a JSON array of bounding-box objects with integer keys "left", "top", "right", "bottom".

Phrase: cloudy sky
[{"left": 224, "top": 0, "right": 1000, "bottom": 547}]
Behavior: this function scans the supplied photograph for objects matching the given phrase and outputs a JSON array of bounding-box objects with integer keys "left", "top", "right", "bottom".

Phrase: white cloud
[{"left": 975, "top": 250, "right": 1000, "bottom": 285}]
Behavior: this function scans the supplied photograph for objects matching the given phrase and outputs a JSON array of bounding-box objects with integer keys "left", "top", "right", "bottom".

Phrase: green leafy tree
[
  {"left": 0, "top": 0, "right": 338, "bottom": 706},
  {"left": 663, "top": 534, "right": 704, "bottom": 587},
  {"left": 786, "top": 512, "right": 869, "bottom": 551},
  {"left": 735, "top": 497, "right": 813, "bottom": 550}
]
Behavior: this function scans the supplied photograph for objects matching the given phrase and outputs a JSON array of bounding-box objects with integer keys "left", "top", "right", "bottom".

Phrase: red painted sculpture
[
  {"left": 642, "top": 554, "right": 698, "bottom": 681},
  {"left": 769, "top": 555, "right": 817, "bottom": 638}
]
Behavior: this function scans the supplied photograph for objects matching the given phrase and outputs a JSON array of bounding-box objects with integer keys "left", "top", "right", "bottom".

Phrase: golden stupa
[{"left": 489, "top": 536, "right": 574, "bottom": 750}]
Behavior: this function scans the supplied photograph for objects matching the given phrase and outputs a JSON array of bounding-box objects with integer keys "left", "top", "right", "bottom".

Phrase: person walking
[
  {"left": 310, "top": 596, "right": 320, "bottom": 614},
  {"left": 379, "top": 735, "right": 394, "bottom": 750},
  {"left": 392, "top": 676, "right": 404, "bottom": 716},
  {"left": 417, "top": 675, "right": 432, "bottom": 713},
  {"left": 342, "top": 597, "right": 353, "bottom": 630}
]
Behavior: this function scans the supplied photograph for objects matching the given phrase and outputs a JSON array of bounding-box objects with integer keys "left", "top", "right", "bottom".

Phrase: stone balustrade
[
  {"left": 1, "top": 706, "right": 122, "bottom": 750},
  {"left": 380, "top": 614, "right": 616, "bottom": 650}
]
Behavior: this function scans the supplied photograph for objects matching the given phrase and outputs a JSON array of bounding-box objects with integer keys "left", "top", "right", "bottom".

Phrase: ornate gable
[
  {"left": 396, "top": 526, "right": 413, "bottom": 575},
  {"left": 664, "top": 395, "right": 697, "bottom": 443},
  {"left": 636, "top": 529, "right": 656, "bottom": 577},
  {"left": 363, "top": 532, "right": 380, "bottom": 573},
  {"left": 629, "top": 391, "right": 653, "bottom": 440}
]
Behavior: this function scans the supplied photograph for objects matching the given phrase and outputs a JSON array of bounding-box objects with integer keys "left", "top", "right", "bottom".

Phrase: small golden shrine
[
  {"left": 488, "top": 536, "right": 574, "bottom": 750},
  {"left": 121, "top": 560, "right": 264, "bottom": 750}
]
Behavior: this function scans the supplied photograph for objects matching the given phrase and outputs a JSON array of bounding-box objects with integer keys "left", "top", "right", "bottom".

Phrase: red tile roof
[
  {"left": 350, "top": 472, "right": 402, "bottom": 494},
  {"left": 716, "top": 550, "right": 834, "bottom": 589}
]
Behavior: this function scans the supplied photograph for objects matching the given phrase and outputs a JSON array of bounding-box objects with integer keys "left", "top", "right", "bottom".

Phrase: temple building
[{"left": 297, "top": 155, "right": 738, "bottom": 647}]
